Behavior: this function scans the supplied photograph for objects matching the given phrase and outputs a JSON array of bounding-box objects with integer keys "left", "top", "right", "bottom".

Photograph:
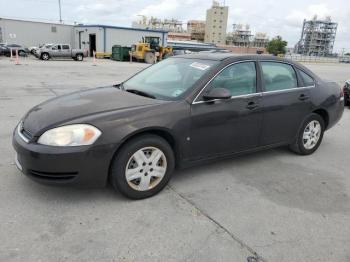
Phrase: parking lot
[{"left": 0, "top": 56, "right": 350, "bottom": 262}]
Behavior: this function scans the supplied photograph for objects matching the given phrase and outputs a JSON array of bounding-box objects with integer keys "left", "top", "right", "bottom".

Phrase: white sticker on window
[{"left": 190, "top": 62, "right": 210, "bottom": 71}]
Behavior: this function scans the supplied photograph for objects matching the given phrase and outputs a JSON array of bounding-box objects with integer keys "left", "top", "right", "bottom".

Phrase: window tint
[
  {"left": 62, "top": 45, "right": 70, "bottom": 50},
  {"left": 298, "top": 69, "right": 314, "bottom": 86},
  {"left": 261, "top": 62, "right": 297, "bottom": 92},
  {"left": 210, "top": 62, "right": 257, "bottom": 96},
  {"left": 57, "top": 45, "right": 61, "bottom": 50}
]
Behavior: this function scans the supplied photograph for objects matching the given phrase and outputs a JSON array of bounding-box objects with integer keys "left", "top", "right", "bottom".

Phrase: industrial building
[
  {"left": 74, "top": 25, "right": 167, "bottom": 56},
  {"left": 0, "top": 18, "right": 168, "bottom": 57},
  {"left": 295, "top": 16, "right": 338, "bottom": 56},
  {"left": 0, "top": 18, "right": 73, "bottom": 46},
  {"left": 226, "top": 24, "right": 269, "bottom": 49},
  {"left": 187, "top": 20, "right": 206, "bottom": 42},
  {"left": 204, "top": 1, "right": 228, "bottom": 44}
]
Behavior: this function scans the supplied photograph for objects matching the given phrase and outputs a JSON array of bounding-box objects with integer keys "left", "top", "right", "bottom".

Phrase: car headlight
[{"left": 38, "top": 124, "right": 101, "bottom": 146}]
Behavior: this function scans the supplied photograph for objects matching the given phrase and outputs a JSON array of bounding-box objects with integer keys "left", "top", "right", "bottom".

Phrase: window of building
[
  {"left": 51, "top": 26, "right": 57, "bottom": 33},
  {"left": 261, "top": 62, "right": 298, "bottom": 92},
  {"left": 209, "top": 62, "right": 257, "bottom": 96}
]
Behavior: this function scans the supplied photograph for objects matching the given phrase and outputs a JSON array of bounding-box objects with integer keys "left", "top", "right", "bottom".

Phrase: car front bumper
[{"left": 12, "top": 126, "right": 118, "bottom": 187}]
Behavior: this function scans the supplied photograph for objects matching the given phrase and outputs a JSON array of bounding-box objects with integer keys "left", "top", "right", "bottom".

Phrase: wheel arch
[
  {"left": 312, "top": 108, "right": 329, "bottom": 129},
  {"left": 107, "top": 127, "right": 178, "bottom": 180}
]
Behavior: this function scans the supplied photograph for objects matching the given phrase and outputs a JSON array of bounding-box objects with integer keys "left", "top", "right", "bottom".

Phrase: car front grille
[{"left": 28, "top": 170, "right": 78, "bottom": 181}]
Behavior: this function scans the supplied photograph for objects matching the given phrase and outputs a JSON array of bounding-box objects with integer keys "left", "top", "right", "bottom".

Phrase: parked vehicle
[
  {"left": 13, "top": 54, "right": 344, "bottom": 199},
  {"left": 5, "top": 44, "right": 29, "bottom": 56},
  {"left": 0, "top": 44, "right": 9, "bottom": 56},
  {"left": 35, "top": 44, "right": 87, "bottom": 61},
  {"left": 344, "top": 80, "right": 350, "bottom": 106}
]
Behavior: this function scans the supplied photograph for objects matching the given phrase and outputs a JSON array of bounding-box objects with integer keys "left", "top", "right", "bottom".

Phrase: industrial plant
[{"left": 295, "top": 15, "right": 338, "bottom": 56}]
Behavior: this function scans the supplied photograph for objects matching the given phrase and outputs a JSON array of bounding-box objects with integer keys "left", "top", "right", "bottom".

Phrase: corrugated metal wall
[{"left": 0, "top": 18, "right": 74, "bottom": 47}]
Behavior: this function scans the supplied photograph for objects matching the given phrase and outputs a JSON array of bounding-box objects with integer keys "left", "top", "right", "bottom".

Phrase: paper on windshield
[{"left": 190, "top": 62, "right": 211, "bottom": 71}]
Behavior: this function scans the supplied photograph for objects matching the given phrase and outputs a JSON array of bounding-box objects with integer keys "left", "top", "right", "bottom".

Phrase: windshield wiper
[{"left": 126, "top": 89, "right": 156, "bottom": 99}]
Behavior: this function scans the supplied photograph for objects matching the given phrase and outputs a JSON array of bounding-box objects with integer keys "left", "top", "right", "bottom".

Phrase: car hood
[{"left": 22, "top": 86, "right": 164, "bottom": 135}]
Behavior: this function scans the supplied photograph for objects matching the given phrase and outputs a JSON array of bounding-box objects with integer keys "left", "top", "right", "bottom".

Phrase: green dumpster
[{"left": 111, "top": 45, "right": 131, "bottom": 61}]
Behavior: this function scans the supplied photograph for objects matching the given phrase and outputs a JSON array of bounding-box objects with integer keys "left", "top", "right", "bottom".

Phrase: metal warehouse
[
  {"left": 74, "top": 25, "right": 167, "bottom": 56},
  {"left": 0, "top": 18, "right": 74, "bottom": 47},
  {"left": 0, "top": 18, "right": 168, "bottom": 56}
]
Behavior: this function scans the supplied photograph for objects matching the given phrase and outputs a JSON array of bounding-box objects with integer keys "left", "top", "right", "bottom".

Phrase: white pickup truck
[{"left": 36, "top": 44, "right": 88, "bottom": 61}]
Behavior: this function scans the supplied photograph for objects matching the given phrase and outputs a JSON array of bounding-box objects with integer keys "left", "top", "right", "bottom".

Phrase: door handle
[
  {"left": 246, "top": 101, "right": 259, "bottom": 110},
  {"left": 299, "top": 94, "right": 310, "bottom": 101}
]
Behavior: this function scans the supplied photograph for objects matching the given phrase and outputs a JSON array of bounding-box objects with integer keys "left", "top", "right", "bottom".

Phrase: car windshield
[{"left": 123, "top": 58, "right": 218, "bottom": 100}]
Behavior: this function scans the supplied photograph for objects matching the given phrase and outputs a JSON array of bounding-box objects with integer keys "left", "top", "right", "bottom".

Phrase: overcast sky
[{"left": 1, "top": 0, "right": 349, "bottom": 52}]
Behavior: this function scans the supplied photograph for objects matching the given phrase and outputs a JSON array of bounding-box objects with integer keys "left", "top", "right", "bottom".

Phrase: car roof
[{"left": 174, "top": 53, "right": 293, "bottom": 63}]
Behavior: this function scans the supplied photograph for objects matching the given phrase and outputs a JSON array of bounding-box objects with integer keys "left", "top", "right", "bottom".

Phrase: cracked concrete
[{"left": 0, "top": 57, "right": 350, "bottom": 261}]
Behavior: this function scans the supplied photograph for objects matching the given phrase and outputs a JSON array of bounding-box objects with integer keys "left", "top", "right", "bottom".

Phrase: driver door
[{"left": 189, "top": 61, "right": 263, "bottom": 159}]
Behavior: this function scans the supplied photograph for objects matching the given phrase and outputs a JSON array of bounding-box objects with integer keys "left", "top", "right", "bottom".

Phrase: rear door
[
  {"left": 259, "top": 61, "right": 313, "bottom": 145},
  {"left": 189, "top": 61, "right": 263, "bottom": 159}
]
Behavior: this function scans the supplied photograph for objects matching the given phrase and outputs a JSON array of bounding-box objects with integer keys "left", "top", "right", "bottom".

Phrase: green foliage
[{"left": 267, "top": 36, "right": 288, "bottom": 56}]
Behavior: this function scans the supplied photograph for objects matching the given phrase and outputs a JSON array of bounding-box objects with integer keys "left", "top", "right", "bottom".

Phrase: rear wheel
[
  {"left": 76, "top": 54, "right": 83, "bottom": 61},
  {"left": 110, "top": 135, "right": 175, "bottom": 199},
  {"left": 289, "top": 113, "right": 325, "bottom": 155},
  {"left": 144, "top": 52, "right": 156, "bottom": 64}
]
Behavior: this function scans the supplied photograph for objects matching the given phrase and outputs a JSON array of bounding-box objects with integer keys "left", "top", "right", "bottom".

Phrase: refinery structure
[{"left": 295, "top": 16, "right": 338, "bottom": 56}]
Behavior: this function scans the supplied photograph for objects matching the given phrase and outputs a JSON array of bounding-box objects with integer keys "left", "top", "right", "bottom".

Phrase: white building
[
  {"left": 74, "top": 25, "right": 167, "bottom": 56},
  {"left": 0, "top": 18, "right": 74, "bottom": 46},
  {"left": 0, "top": 18, "right": 168, "bottom": 56},
  {"left": 204, "top": 1, "right": 228, "bottom": 44}
]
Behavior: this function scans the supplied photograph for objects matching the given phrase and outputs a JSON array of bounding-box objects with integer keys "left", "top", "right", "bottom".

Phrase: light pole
[{"left": 58, "top": 0, "right": 62, "bottom": 23}]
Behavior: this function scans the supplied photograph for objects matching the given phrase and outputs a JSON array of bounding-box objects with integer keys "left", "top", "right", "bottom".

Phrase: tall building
[
  {"left": 295, "top": 15, "right": 338, "bottom": 56},
  {"left": 204, "top": 1, "right": 228, "bottom": 44},
  {"left": 187, "top": 20, "right": 206, "bottom": 42}
]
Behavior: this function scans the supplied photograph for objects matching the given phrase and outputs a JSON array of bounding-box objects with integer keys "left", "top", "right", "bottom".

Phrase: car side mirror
[{"left": 203, "top": 88, "right": 231, "bottom": 101}]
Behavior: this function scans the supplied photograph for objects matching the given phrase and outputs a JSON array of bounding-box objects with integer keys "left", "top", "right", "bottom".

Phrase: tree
[{"left": 266, "top": 36, "right": 288, "bottom": 56}]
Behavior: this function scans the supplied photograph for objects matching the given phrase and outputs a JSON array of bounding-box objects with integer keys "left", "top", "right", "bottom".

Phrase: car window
[
  {"left": 297, "top": 69, "right": 315, "bottom": 86},
  {"left": 261, "top": 62, "right": 297, "bottom": 92},
  {"left": 58, "top": 45, "right": 62, "bottom": 50},
  {"left": 62, "top": 45, "right": 70, "bottom": 50},
  {"left": 210, "top": 62, "right": 257, "bottom": 96},
  {"left": 124, "top": 58, "right": 218, "bottom": 100}
]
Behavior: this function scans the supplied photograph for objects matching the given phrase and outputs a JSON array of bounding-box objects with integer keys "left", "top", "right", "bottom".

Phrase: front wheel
[
  {"left": 110, "top": 135, "right": 175, "bottom": 199},
  {"left": 289, "top": 113, "right": 325, "bottom": 155},
  {"left": 41, "top": 53, "right": 50, "bottom": 60}
]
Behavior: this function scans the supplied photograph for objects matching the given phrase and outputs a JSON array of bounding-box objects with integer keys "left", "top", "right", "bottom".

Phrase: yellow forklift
[{"left": 131, "top": 36, "right": 173, "bottom": 64}]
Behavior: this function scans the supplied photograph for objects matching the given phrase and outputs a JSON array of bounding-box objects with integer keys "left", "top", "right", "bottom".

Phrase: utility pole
[{"left": 58, "top": 0, "right": 62, "bottom": 23}]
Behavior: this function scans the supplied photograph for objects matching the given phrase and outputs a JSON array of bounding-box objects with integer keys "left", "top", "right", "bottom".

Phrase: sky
[{"left": 0, "top": 0, "right": 349, "bottom": 53}]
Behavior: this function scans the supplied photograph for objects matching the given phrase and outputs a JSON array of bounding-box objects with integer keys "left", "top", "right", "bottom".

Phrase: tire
[
  {"left": 110, "top": 134, "right": 175, "bottom": 199},
  {"left": 76, "top": 54, "right": 83, "bottom": 61},
  {"left": 289, "top": 113, "right": 325, "bottom": 155},
  {"left": 18, "top": 50, "right": 26, "bottom": 57},
  {"left": 41, "top": 53, "right": 50, "bottom": 60},
  {"left": 144, "top": 52, "right": 156, "bottom": 64}
]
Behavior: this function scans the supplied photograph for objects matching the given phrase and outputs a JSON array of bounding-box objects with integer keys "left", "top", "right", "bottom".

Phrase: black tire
[
  {"left": 110, "top": 134, "right": 175, "bottom": 199},
  {"left": 289, "top": 113, "right": 325, "bottom": 155},
  {"left": 41, "top": 53, "right": 50, "bottom": 60},
  {"left": 76, "top": 54, "right": 83, "bottom": 61}
]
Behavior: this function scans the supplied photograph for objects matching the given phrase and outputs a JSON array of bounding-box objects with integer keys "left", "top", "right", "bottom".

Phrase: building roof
[{"left": 74, "top": 24, "right": 168, "bottom": 34}]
